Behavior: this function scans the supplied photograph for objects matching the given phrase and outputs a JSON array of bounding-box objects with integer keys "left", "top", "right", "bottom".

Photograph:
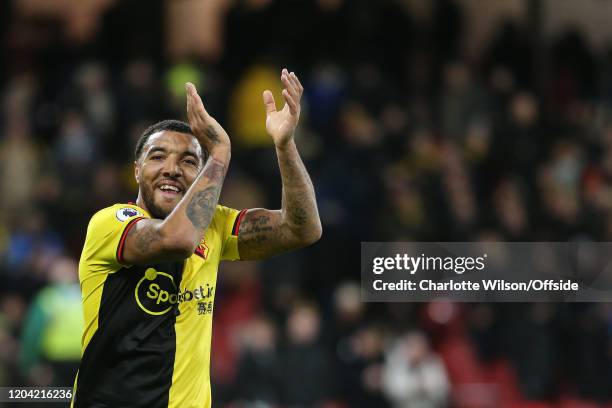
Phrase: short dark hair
[{"left": 135, "top": 119, "right": 206, "bottom": 161}]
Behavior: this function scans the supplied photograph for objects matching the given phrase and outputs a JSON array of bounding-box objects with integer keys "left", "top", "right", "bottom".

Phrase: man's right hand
[{"left": 185, "top": 82, "right": 231, "bottom": 156}]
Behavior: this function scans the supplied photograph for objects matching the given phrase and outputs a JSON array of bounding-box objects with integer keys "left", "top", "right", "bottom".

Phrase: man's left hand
[{"left": 262, "top": 69, "right": 303, "bottom": 147}]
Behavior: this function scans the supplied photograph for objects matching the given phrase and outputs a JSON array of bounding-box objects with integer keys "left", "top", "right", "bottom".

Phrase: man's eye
[
  {"left": 151, "top": 155, "right": 163, "bottom": 161},
  {"left": 184, "top": 159, "right": 197, "bottom": 166}
]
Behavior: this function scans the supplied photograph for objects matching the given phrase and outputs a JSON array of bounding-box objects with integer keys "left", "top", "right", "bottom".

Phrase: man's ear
[{"left": 134, "top": 161, "right": 140, "bottom": 184}]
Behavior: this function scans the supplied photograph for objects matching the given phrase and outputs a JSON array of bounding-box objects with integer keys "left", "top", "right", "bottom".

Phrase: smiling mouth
[{"left": 158, "top": 184, "right": 183, "bottom": 197}]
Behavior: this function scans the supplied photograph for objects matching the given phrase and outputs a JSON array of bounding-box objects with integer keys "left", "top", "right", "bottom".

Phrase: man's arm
[
  {"left": 238, "top": 69, "right": 322, "bottom": 260},
  {"left": 123, "top": 84, "right": 232, "bottom": 265}
]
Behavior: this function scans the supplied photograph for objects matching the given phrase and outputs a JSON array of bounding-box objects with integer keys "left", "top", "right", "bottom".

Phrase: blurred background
[{"left": 1, "top": 0, "right": 612, "bottom": 407}]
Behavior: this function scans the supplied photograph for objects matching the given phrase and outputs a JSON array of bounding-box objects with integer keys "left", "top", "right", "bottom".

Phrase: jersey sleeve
[
  {"left": 214, "top": 205, "right": 247, "bottom": 261},
  {"left": 81, "top": 205, "right": 148, "bottom": 270}
]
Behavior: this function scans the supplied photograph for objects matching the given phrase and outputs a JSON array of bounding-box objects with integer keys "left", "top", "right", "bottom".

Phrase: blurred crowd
[{"left": 0, "top": 0, "right": 612, "bottom": 407}]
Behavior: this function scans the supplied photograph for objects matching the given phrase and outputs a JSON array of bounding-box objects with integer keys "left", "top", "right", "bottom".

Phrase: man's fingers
[
  {"left": 263, "top": 90, "right": 277, "bottom": 114},
  {"left": 281, "top": 72, "right": 299, "bottom": 100},
  {"left": 186, "top": 85, "right": 197, "bottom": 121},
  {"left": 284, "top": 70, "right": 302, "bottom": 95},
  {"left": 290, "top": 72, "right": 304, "bottom": 94},
  {"left": 185, "top": 82, "right": 208, "bottom": 119},
  {"left": 287, "top": 72, "right": 300, "bottom": 93},
  {"left": 192, "top": 91, "right": 207, "bottom": 116},
  {"left": 282, "top": 89, "right": 298, "bottom": 115},
  {"left": 186, "top": 82, "right": 198, "bottom": 106}
]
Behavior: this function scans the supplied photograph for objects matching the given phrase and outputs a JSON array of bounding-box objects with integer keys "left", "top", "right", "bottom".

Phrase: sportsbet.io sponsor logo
[
  {"left": 135, "top": 268, "right": 177, "bottom": 315},
  {"left": 134, "top": 268, "right": 215, "bottom": 316}
]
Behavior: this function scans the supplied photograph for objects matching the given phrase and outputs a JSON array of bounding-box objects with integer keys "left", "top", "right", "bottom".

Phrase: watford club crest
[{"left": 194, "top": 238, "right": 209, "bottom": 259}]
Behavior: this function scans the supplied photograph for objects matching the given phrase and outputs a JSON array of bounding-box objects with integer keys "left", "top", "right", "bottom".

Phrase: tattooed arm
[
  {"left": 238, "top": 70, "right": 322, "bottom": 260},
  {"left": 122, "top": 83, "right": 231, "bottom": 264},
  {"left": 238, "top": 141, "right": 321, "bottom": 259}
]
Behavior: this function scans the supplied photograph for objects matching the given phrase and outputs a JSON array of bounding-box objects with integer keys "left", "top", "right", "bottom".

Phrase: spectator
[
  {"left": 18, "top": 256, "right": 83, "bottom": 387},
  {"left": 280, "top": 302, "right": 332, "bottom": 407},
  {"left": 336, "top": 324, "right": 390, "bottom": 407},
  {"left": 381, "top": 331, "right": 450, "bottom": 408},
  {"left": 232, "top": 316, "right": 282, "bottom": 406}
]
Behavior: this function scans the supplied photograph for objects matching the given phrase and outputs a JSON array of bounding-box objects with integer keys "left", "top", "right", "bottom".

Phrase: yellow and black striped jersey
[{"left": 71, "top": 203, "right": 246, "bottom": 408}]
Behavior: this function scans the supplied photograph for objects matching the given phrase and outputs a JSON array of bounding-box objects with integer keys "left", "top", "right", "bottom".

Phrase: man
[{"left": 71, "top": 69, "right": 321, "bottom": 407}]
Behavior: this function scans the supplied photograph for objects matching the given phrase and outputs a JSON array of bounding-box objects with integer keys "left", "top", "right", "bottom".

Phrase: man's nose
[{"left": 162, "top": 158, "right": 182, "bottom": 178}]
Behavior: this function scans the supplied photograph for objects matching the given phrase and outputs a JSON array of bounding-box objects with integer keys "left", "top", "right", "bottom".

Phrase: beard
[{"left": 141, "top": 183, "right": 172, "bottom": 219}]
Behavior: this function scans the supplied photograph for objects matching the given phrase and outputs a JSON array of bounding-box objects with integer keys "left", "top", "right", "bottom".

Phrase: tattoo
[
  {"left": 239, "top": 234, "right": 269, "bottom": 245},
  {"left": 131, "top": 225, "right": 160, "bottom": 253},
  {"left": 278, "top": 150, "right": 318, "bottom": 231},
  {"left": 186, "top": 158, "right": 227, "bottom": 230},
  {"left": 238, "top": 212, "right": 293, "bottom": 258},
  {"left": 240, "top": 215, "right": 274, "bottom": 236},
  {"left": 204, "top": 125, "right": 220, "bottom": 145},
  {"left": 202, "top": 158, "right": 226, "bottom": 180},
  {"left": 289, "top": 207, "right": 308, "bottom": 225},
  {"left": 186, "top": 186, "right": 220, "bottom": 230}
]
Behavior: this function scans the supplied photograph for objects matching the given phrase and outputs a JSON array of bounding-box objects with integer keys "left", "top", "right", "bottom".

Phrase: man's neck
[{"left": 135, "top": 194, "right": 148, "bottom": 214}]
